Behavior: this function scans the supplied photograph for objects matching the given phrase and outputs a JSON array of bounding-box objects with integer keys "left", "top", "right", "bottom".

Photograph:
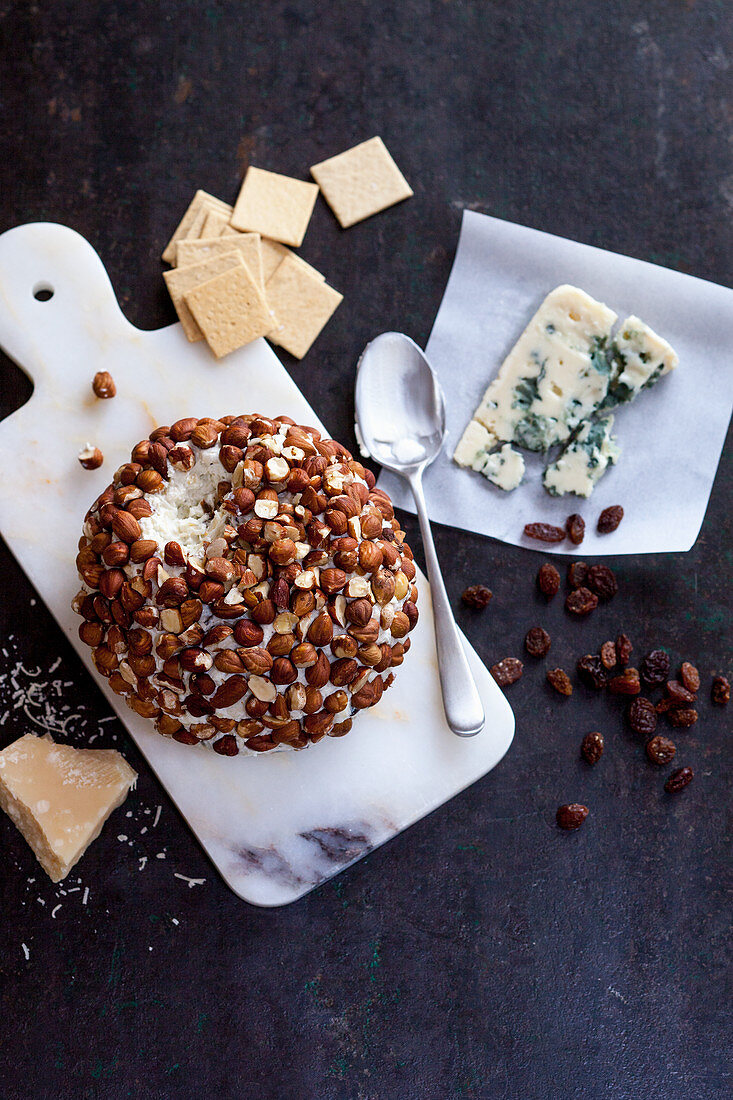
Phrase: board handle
[{"left": 0, "top": 222, "right": 132, "bottom": 389}]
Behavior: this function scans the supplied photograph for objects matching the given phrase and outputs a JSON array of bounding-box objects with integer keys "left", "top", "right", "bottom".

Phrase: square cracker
[
  {"left": 200, "top": 209, "right": 233, "bottom": 239},
  {"left": 185, "top": 265, "right": 273, "bottom": 359},
  {"left": 265, "top": 252, "right": 342, "bottom": 360},
  {"left": 231, "top": 166, "right": 318, "bottom": 247},
  {"left": 163, "top": 252, "right": 244, "bottom": 341},
  {"left": 161, "top": 190, "right": 232, "bottom": 264},
  {"left": 176, "top": 235, "right": 265, "bottom": 292},
  {"left": 310, "top": 136, "right": 412, "bottom": 228}
]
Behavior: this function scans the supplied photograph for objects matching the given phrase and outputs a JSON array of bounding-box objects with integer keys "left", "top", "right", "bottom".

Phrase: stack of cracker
[{"left": 162, "top": 138, "right": 411, "bottom": 361}]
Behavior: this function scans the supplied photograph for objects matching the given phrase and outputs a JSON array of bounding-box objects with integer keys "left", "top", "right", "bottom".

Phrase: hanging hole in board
[{"left": 33, "top": 283, "right": 54, "bottom": 302}]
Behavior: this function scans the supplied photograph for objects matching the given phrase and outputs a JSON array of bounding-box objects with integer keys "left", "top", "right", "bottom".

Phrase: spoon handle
[{"left": 408, "top": 471, "right": 485, "bottom": 737}]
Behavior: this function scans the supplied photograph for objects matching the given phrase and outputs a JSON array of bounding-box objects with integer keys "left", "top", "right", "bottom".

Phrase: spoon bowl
[
  {"left": 355, "top": 332, "right": 485, "bottom": 738},
  {"left": 355, "top": 332, "right": 446, "bottom": 477}
]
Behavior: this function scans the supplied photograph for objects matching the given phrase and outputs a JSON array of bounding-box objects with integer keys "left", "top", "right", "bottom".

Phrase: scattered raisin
[
  {"left": 587, "top": 563, "right": 618, "bottom": 601},
  {"left": 565, "top": 587, "right": 598, "bottom": 616},
  {"left": 665, "top": 680, "right": 696, "bottom": 706},
  {"left": 615, "top": 633, "right": 633, "bottom": 667},
  {"left": 711, "top": 675, "right": 730, "bottom": 706},
  {"left": 655, "top": 697, "right": 676, "bottom": 714},
  {"left": 600, "top": 641, "right": 617, "bottom": 669},
  {"left": 664, "top": 766, "right": 693, "bottom": 794},
  {"left": 556, "top": 803, "right": 589, "bottom": 830},
  {"left": 640, "top": 649, "right": 670, "bottom": 685},
  {"left": 567, "top": 561, "right": 588, "bottom": 589},
  {"left": 462, "top": 584, "right": 493, "bottom": 609},
  {"left": 537, "top": 562, "right": 561, "bottom": 598},
  {"left": 597, "top": 505, "right": 624, "bottom": 534},
  {"left": 577, "top": 654, "right": 608, "bottom": 690},
  {"left": 525, "top": 626, "right": 551, "bottom": 657},
  {"left": 581, "top": 732, "right": 604, "bottom": 765},
  {"left": 566, "top": 514, "right": 585, "bottom": 545},
  {"left": 628, "top": 696, "right": 657, "bottom": 735},
  {"left": 524, "top": 522, "right": 565, "bottom": 543},
  {"left": 679, "top": 662, "right": 700, "bottom": 694},
  {"left": 490, "top": 657, "right": 523, "bottom": 687},
  {"left": 646, "top": 735, "right": 676, "bottom": 765},
  {"left": 546, "top": 668, "right": 573, "bottom": 696},
  {"left": 608, "top": 668, "right": 641, "bottom": 695},
  {"left": 667, "top": 707, "right": 698, "bottom": 729}
]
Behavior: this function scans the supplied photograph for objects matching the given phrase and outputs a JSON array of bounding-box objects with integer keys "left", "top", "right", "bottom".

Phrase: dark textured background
[{"left": 0, "top": 2, "right": 731, "bottom": 1098}]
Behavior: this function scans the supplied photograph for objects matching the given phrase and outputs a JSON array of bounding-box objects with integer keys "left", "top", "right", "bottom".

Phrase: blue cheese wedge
[
  {"left": 602, "top": 315, "right": 679, "bottom": 408},
  {"left": 543, "top": 416, "right": 620, "bottom": 498},
  {"left": 471, "top": 285, "right": 617, "bottom": 452},
  {"left": 481, "top": 444, "right": 525, "bottom": 491}
]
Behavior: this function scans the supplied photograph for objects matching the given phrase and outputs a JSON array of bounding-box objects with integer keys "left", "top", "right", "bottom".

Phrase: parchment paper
[{"left": 378, "top": 211, "right": 733, "bottom": 555}]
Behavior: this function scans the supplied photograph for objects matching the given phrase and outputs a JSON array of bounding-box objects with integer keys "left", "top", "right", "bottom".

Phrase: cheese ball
[{"left": 73, "top": 414, "right": 418, "bottom": 755}]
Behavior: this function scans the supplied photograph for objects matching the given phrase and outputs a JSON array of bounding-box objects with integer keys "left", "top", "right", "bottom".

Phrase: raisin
[
  {"left": 546, "top": 668, "right": 573, "bottom": 696},
  {"left": 577, "top": 654, "right": 608, "bottom": 690},
  {"left": 567, "top": 561, "right": 588, "bottom": 589},
  {"left": 490, "top": 657, "right": 523, "bottom": 687},
  {"left": 556, "top": 803, "right": 588, "bottom": 830},
  {"left": 667, "top": 707, "right": 698, "bottom": 729},
  {"left": 587, "top": 563, "right": 618, "bottom": 601},
  {"left": 525, "top": 626, "right": 551, "bottom": 657},
  {"left": 597, "top": 505, "right": 624, "bottom": 533},
  {"left": 608, "top": 668, "right": 641, "bottom": 695},
  {"left": 581, "top": 731, "right": 604, "bottom": 765},
  {"left": 711, "top": 675, "right": 730, "bottom": 706},
  {"left": 565, "top": 587, "right": 598, "bottom": 616},
  {"left": 646, "top": 735, "right": 676, "bottom": 765},
  {"left": 566, "top": 513, "right": 585, "bottom": 545},
  {"left": 640, "top": 649, "right": 670, "bottom": 685},
  {"left": 537, "top": 562, "right": 561, "bottom": 598},
  {"left": 462, "top": 584, "right": 492, "bottom": 609},
  {"left": 665, "top": 680, "right": 696, "bottom": 706},
  {"left": 600, "top": 641, "right": 617, "bottom": 669},
  {"left": 615, "top": 633, "right": 633, "bottom": 667},
  {"left": 524, "top": 522, "right": 566, "bottom": 543},
  {"left": 679, "top": 662, "right": 700, "bottom": 694},
  {"left": 628, "top": 696, "right": 657, "bottom": 735},
  {"left": 664, "top": 766, "right": 693, "bottom": 793}
]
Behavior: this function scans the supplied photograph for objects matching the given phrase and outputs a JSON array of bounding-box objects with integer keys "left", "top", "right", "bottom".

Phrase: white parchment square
[{"left": 378, "top": 211, "right": 733, "bottom": 556}]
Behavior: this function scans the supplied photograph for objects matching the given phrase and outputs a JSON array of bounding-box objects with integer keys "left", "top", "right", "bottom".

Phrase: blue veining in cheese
[
  {"left": 543, "top": 416, "right": 620, "bottom": 498},
  {"left": 602, "top": 315, "right": 679, "bottom": 408}
]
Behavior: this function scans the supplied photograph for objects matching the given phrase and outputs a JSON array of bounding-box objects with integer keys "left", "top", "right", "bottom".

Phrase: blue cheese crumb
[{"left": 480, "top": 444, "right": 525, "bottom": 491}]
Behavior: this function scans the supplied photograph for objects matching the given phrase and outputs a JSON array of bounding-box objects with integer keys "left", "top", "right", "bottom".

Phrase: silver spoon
[{"left": 355, "top": 332, "right": 485, "bottom": 737}]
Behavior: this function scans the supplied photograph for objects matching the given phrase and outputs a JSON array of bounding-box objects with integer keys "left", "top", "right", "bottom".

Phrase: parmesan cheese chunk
[{"left": 0, "top": 735, "right": 137, "bottom": 882}]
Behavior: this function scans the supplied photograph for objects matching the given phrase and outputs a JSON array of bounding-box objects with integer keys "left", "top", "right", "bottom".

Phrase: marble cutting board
[{"left": 0, "top": 223, "right": 514, "bottom": 906}]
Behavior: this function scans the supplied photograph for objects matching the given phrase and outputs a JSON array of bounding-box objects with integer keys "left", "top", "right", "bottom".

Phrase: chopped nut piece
[
  {"left": 664, "top": 766, "right": 693, "bottom": 793},
  {"left": 597, "top": 505, "right": 624, "bottom": 533},
  {"left": 525, "top": 626, "right": 551, "bottom": 658},
  {"left": 646, "top": 735, "right": 676, "bottom": 765},
  {"left": 490, "top": 657, "right": 523, "bottom": 687},
  {"left": 566, "top": 513, "right": 585, "bottom": 545},
  {"left": 581, "top": 732, "right": 604, "bottom": 765},
  {"left": 524, "top": 522, "right": 565, "bottom": 543},
  {"left": 537, "top": 563, "right": 561, "bottom": 598},
  {"left": 546, "top": 668, "right": 573, "bottom": 696},
  {"left": 565, "top": 587, "right": 598, "bottom": 616},
  {"left": 556, "top": 803, "right": 588, "bottom": 830},
  {"left": 461, "top": 584, "right": 492, "bottom": 609},
  {"left": 711, "top": 675, "right": 730, "bottom": 706},
  {"left": 78, "top": 444, "right": 103, "bottom": 470},
  {"left": 92, "top": 371, "right": 116, "bottom": 399}
]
